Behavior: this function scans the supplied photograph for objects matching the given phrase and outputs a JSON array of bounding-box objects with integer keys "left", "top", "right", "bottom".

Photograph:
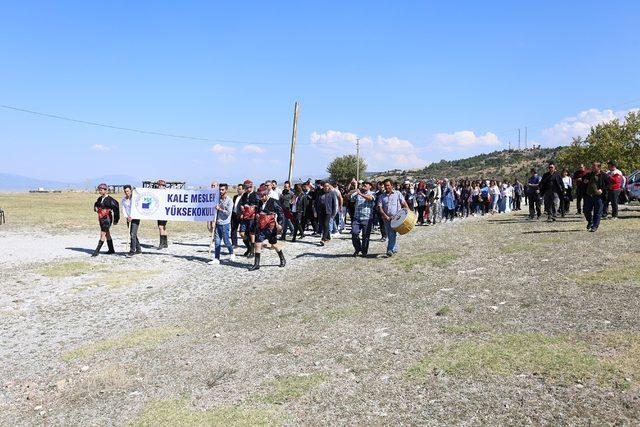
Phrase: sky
[{"left": 1, "top": 1, "right": 639, "bottom": 185}]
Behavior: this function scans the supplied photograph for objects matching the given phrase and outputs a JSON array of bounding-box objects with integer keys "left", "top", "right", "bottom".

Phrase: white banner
[{"left": 130, "top": 188, "right": 219, "bottom": 222}]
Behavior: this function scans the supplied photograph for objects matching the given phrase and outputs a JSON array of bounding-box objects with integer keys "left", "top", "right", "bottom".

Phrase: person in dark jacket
[
  {"left": 526, "top": 169, "right": 542, "bottom": 219},
  {"left": 230, "top": 183, "right": 244, "bottom": 247},
  {"left": 539, "top": 163, "right": 565, "bottom": 222},
  {"left": 92, "top": 183, "right": 120, "bottom": 256},
  {"left": 292, "top": 183, "right": 308, "bottom": 241},
  {"left": 573, "top": 164, "right": 588, "bottom": 214},
  {"left": 279, "top": 181, "right": 295, "bottom": 240},
  {"left": 582, "top": 161, "right": 611, "bottom": 232},
  {"left": 238, "top": 180, "right": 260, "bottom": 257},
  {"left": 248, "top": 184, "right": 286, "bottom": 271},
  {"left": 315, "top": 181, "right": 338, "bottom": 245}
]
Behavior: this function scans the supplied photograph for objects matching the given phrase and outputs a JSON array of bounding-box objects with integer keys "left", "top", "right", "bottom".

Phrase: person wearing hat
[
  {"left": 92, "top": 183, "right": 120, "bottom": 256},
  {"left": 156, "top": 179, "right": 169, "bottom": 249},
  {"left": 248, "top": 184, "right": 286, "bottom": 271},
  {"left": 238, "top": 179, "right": 260, "bottom": 257}
]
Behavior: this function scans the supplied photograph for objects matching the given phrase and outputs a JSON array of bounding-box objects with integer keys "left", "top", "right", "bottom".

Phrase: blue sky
[{"left": 1, "top": 1, "right": 639, "bottom": 185}]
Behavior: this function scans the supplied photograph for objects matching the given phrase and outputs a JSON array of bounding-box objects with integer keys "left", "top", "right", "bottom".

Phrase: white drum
[{"left": 390, "top": 208, "right": 416, "bottom": 235}]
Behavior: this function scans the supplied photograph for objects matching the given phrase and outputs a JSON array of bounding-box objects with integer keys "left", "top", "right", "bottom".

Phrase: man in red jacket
[{"left": 604, "top": 161, "right": 625, "bottom": 220}]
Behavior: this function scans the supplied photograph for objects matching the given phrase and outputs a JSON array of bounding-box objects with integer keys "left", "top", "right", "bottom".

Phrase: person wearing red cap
[
  {"left": 249, "top": 184, "right": 286, "bottom": 271},
  {"left": 156, "top": 179, "right": 169, "bottom": 249},
  {"left": 238, "top": 179, "right": 260, "bottom": 257},
  {"left": 91, "top": 183, "right": 120, "bottom": 256}
]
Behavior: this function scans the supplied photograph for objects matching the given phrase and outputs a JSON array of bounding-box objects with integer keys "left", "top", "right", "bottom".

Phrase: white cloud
[
  {"left": 210, "top": 144, "right": 235, "bottom": 154},
  {"left": 91, "top": 144, "right": 116, "bottom": 151},
  {"left": 541, "top": 108, "right": 638, "bottom": 146},
  {"left": 215, "top": 153, "right": 236, "bottom": 163},
  {"left": 243, "top": 144, "right": 266, "bottom": 154},
  {"left": 310, "top": 130, "right": 427, "bottom": 170},
  {"left": 433, "top": 131, "right": 501, "bottom": 151}
]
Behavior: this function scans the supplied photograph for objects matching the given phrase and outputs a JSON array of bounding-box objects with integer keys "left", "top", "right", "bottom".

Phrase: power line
[{"left": 0, "top": 104, "right": 295, "bottom": 146}]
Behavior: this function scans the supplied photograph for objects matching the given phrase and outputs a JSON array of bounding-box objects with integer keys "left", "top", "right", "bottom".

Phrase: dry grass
[
  {"left": 259, "top": 374, "right": 325, "bottom": 405},
  {"left": 132, "top": 399, "right": 277, "bottom": 427},
  {"left": 62, "top": 327, "right": 186, "bottom": 361},
  {"left": 407, "top": 333, "right": 639, "bottom": 389},
  {"left": 395, "top": 251, "right": 459, "bottom": 270},
  {"left": 38, "top": 261, "right": 95, "bottom": 278}
]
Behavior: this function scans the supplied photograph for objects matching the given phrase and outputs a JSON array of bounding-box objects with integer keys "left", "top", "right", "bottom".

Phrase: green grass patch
[
  {"left": 435, "top": 306, "right": 451, "bottom": 317},
  {"left": 440, "top": 322, "right": 490, "bottom": 335},
  {"left": 132, "top": 399, "right": 277, "bottom": 426},
  {"left": 395, "top": 251, "right": 459, "bottom": 270},
  {"left": 259, "top": 374, "right": 325, "bottom": 405},
  {"left": 407, "top": 333, "right": 635, "bottom": 388},
  {"left": 500, "top": 243, "right": 533, "bottom": 254},
  {"left": 38, "top": 261, "right": 95, "bottom": 278},
  {"left": 572, "top": 263, "right": 640, "bottom": 286},
  {"left": 63, "top": 326, "right": 186, "bottom": 361},
  {"left": 77, "top": 269, "right": 160, "bottom": 291}
]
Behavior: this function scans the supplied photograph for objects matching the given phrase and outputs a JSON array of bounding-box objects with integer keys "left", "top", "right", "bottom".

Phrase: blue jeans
[
  {"left": 583, "top": 194, "right": 603, "bottom": 229},
  {"left": 214, "top": 223, "right": 234, "bottom": 258},
  {"left": 383, "top": 220, "right": 397, "bottom": 254},
  {"left": 351, "top": 218, "right": 372, "bottom": 254}
]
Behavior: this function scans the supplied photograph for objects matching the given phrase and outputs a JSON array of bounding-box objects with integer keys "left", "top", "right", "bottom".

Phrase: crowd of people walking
[{"left": 91, "top": 159, "right": 634, "bottom": 268}]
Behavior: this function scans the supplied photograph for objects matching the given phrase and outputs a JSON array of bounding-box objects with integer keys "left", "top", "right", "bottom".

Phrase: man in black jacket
[
  {"left": 582, "top": 161, "right": 611, "bottom": 232},
  {"left": 92, "top": 183, "right": 120, "bottom": 256},
  {"left": 539, "top": 163, "right": 565, "bottom": 222}
]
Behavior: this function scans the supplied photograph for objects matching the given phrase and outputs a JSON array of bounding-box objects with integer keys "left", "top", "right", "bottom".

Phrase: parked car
[{"left": 626, "top": 170, "right": 640, "bottom": 201}]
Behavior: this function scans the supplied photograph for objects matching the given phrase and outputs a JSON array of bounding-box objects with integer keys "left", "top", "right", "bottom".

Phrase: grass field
[{"left": 1, "top": 194, "right": 639, "bottom": 425}]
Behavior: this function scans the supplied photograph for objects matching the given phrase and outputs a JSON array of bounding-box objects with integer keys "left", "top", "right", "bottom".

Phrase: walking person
[
  {"left": 316, "top": 181, "right": 338, "bottom": 246},
  {"left": 415, "top": 182, "right": 428, "bottom": 224},
  {"left": 209, "top": 183, "right": 235, "bottom": 264},
  {"left": 560, "top": 168, "right": 573, "bottom": 217},
  {"left": 604, "top": 161, "right": 624, "bottom": 220},
  {"left": 513, "top": 179, "right": 523, "bottom": 211},
  {"left": 291, "top": 183, "right": 307, "bottom": 241},
  {"left": 279, "top": 181, "right": 295, "bottom": 240},
  {"left": 156, "top": 179, "right": 169, "bottom": 249},
  {"left": 238, "top": 179, "right": 260, "bottom": 257},
  {"left": 377, "top": 179, "right": 409, "bottom": 257},
  {"left": 582, "top": 162, "right": 611, "bottom": 232},
  {"left": 374, "top": 181, "right": 388, "bottom": 240},
  {"left": 248, "top": 184, "right": 286, "bottom": 271},
  {"left": 526, "top": 169, "right": 542, "bottom": 220},
  {"left": 539, "top": 163, "right": 565, "bottom": 222},
  {"left": 348, "top": 180, "right": 375, "bottom": 257},
  {"left": 121, "top": 184, "right": 141, "bottom": 257},
  {"left": 573, "top": 164, "right": 588, "bottom": 214},
  {"left": 91, "top": 183, "right": 120, "bottom": 256},
  {"left": 231, "top": 183, "right": 244, "bottom": 247}
]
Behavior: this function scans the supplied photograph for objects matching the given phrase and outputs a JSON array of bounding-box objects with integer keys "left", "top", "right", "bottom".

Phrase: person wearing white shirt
[
  {"left": 560, "top": 168, "right": 573, "bottom": 217},
  {"left": 121, "top": 184, "right": 141, "bottom": 257}
]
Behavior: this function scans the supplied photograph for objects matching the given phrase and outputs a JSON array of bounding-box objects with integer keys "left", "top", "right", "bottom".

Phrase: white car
[{"left": 626, "top": 170, "right": 640, "bottom": 201}]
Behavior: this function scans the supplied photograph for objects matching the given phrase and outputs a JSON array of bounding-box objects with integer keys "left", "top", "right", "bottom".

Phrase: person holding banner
[
  {"left": 238, "top": 179, "right": 260, "bottom": 258},
  {"left": 121, "top": 185, "right": 142, "bottom": 257},
  {"left": 156, "top": 179, "right": 169, "bottom": 249},
  {"left": 208, "top": 183, "right": 235, "bottom": 264},
  {"left": 91, "top": 183, "right": 120, "bottom": 257},
  {"left": 249, "top": 184, "right": 286, "bottom": 271}
]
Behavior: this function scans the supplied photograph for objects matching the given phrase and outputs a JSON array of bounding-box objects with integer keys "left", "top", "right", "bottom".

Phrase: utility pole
[
  {"left": 287, "top": 101, "right": 300, "bottom": 184},
  {"left": 518, "top": 128, "right": 521, "bottom": 150},
  {"left": 508, "top": 140, "right": 511, "bottom": 151},
  {"left": 525, "top": 126, "right": 528, "bottom": 149},
  {"left": 356, "top": 137, "right": 361, "bottom": 182}
]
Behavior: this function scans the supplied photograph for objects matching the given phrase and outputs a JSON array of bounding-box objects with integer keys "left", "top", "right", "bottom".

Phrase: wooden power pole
[
  {"left": 287, "top": 101, "right": 300, "bottom": 183},
  {"left": 356, "top": 138, "right": 361, "bottom": 182}
]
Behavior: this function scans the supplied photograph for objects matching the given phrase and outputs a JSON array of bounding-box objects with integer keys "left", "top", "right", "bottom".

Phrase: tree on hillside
[
  {"left": 558, "top": 111, "right": 640, "bottom": 172},
  {"left": 327, "top": 155, "right": 367, "bottom": 183}
]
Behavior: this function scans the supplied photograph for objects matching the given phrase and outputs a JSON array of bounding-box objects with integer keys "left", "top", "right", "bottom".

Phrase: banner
[{"left": 130, "top": 188, "right": 219, "bottom": 222}]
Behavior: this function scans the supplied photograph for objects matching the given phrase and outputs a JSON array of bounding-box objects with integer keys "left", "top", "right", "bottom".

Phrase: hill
[{"left": 372, "top": 147, "right": 565, "bottom": 182}]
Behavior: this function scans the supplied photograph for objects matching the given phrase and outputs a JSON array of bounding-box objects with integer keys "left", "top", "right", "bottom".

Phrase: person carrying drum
[
  {"left": 248, "top": 184, "right": 286, "bottom": 271},
  {"left": 376, "top": 179, "right": 408, "bottom": 257},
  {"left": 91, "top": 183, "right": 120, "bottom": 256},
  {"left": 156, "top": 179, "right": 169, "bottom": 249}
]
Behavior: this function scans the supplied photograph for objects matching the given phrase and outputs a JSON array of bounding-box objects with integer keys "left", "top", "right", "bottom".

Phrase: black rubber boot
[
  {"left": 163, "top": 235, "right": 169, "bottom": 248},
  {"left": 106, "top": 239, "right": 115, "bottom": 254},
  {"left": 157, "top": 236, "right": 163, "bottom": 250},
  {"left": 91, "top": 240, "right": 104, "bottom": 257},
  {"left": 248, "top": 252, "right": 261, "bottom": 271},
  {"left": 242, "top": 238, "right": 251, "bottom": 256},
  {"left": 247, "top": 242, "right": 255, "bottom": 258},
  {"left": 277, "top": 250, "right": 286, "bottom": 268}
]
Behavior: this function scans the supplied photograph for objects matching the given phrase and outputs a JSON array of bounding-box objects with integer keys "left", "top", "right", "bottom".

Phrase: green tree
[
  {"left": 327, "top": 155, "right": 367, "bottom": 183},
  {"left": 558, "top": 111, "right": 640, "bottom": 172}
]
